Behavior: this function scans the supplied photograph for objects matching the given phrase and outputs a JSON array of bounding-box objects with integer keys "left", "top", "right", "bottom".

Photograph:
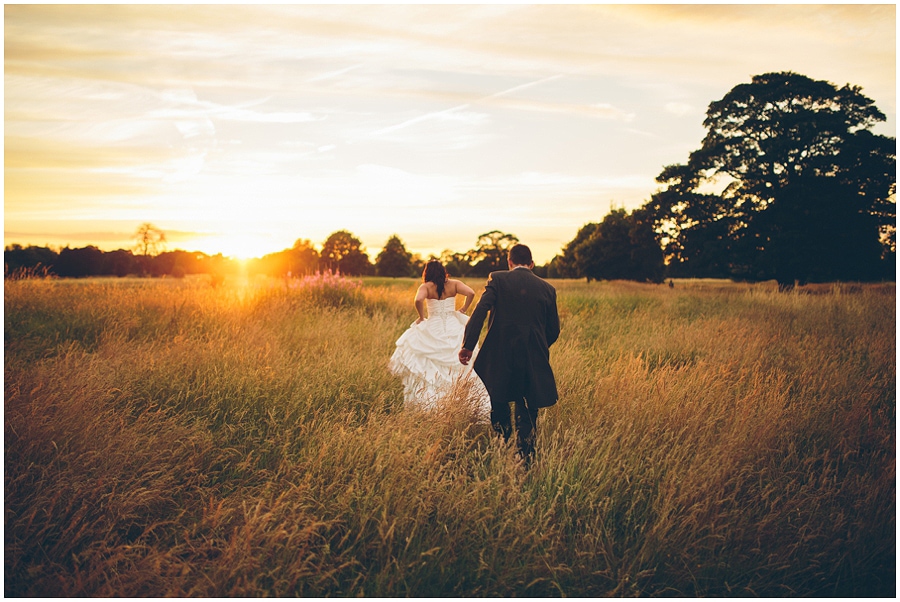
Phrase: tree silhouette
[
  {"left": 3, "top": 242, "right": 244, "bottom": 280},
  {"left": 375, "top": 235, "right": 414, "bottom": 277},
  {"left": 563, "top": 207, "right": 664, "bottom": 282},
  {"left": 646, "top": 72, "right": 895, "bottom": 285},
  {"left": 439, "top": 249, "right": 472, "bottom": 277},
  {"left": 557, "top": 222, "right": 599, "bottom": 278},
  {"left": 624, "top": 206, "right": 665, "bottom": 283},
  {"left": 288, "top": 239, "right": 320, "bottom": 276},
  {"left": 4, "top": 244, "right": 59, "bottom": 275},
  {"left": 248, "top": 239, "right": 319, "bottom": 278},
  {"left": 55, "top": 246, "right": 105, "bottom": 278},
  {"left": 103, "top": 249, "right": 136, "bottom": 277},
  {"left": 320, "top": 230, "right": 373, "bottom": 276},
  {"left": 133, "top": 223, "right": 167, "bottom": 257},
  {"left": 469, "top": 230, "right": 519, "bottom": 276}
]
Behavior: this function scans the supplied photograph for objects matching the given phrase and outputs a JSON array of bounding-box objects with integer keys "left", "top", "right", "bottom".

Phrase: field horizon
[{"left": 5, "top": 275, "right": 895, "bottom": 596}]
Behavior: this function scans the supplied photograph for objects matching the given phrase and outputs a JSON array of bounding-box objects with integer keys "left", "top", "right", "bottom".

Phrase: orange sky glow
[{"left": 4, "top": 4, "right": 896, "bottom": 263}]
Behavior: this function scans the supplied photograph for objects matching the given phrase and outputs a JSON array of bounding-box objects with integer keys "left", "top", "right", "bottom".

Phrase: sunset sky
[{"left": 5, "top": 4, "right": 896, "bottom": 263}]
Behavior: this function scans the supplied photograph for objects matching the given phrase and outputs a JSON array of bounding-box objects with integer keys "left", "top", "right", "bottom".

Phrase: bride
[{"left": 389, "top": 260, "right": 489, "bottom": 412}]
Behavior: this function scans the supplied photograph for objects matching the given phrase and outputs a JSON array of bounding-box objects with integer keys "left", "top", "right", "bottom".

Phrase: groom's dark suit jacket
[{"left": 463, "top": 267, "right": 560, "bottom": 408}]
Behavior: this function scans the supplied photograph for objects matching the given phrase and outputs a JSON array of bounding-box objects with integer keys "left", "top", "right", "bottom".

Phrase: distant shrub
[{"left": 290, "top": 271, "right": 363, "bottom": 308}]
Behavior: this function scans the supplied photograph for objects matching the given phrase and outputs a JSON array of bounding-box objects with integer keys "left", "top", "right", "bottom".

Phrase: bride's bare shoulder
[{"left": 416, "top": 281, "right": 435, "bottom": 298}]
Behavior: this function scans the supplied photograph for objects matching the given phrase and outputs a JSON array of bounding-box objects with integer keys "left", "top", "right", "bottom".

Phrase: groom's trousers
[{"left": 491, "top": 398, "right": 539, "bottom": 462}]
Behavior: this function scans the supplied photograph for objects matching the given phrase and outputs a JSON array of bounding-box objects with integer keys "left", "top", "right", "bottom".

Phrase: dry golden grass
[{"left": 4, "top": 275, "right": 895, "bottom": 596}]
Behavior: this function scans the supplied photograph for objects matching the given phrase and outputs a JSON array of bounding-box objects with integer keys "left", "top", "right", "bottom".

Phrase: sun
[{"left": 185, "top": 233, "right": 281, "bottom": 261}]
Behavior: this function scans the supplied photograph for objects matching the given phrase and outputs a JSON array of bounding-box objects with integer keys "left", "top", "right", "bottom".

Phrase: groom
[{"left": 459, "top": 244, "right": 560, "bottom": 465}]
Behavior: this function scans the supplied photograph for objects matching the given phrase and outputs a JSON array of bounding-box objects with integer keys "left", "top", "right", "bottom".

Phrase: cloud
[
  {"left": 462, "top": 171, "right": 653, "bottom": 197},
  {"left": 364, "top": 74, "right": 562, "bottom": 140},
  {"left": 5, "top": 135, "right": 166, "bottom": 170},
  {"left": 664, "top": 102, "right": 694, "bottom": 117},
  {"left": 4, "top": 229, "right": 136, "bottom": 243},
  {"left": 4, "top": 4, "right": 893, "bottom": 264},
  {"left": 214, "top": 107, "right": 321, "bottom": 124},
  {"left": 151, "top": 89, "right": 321, "bottom": 125},
  {"left": 307, "top": 63, "right": 366, "bottom": 83},
  {"left": 588, "top": 103, "right": 635, "bottom": 122}
]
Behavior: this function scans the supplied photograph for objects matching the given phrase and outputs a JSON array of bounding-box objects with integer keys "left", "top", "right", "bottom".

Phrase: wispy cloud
[
  {"left": 364, "top": 73, "right": 565, "bottom": 140},
  {"left": 307, "top": 63, "right": 366, "bottom": 83},
  {"left": 664, "top": 102, "right": 694, "bottom": 117},
  {"left": 151, "top": 91, "right": 322, "bottom": 125},
  {"left": 4, "top": 4, "right": 893, "bottom": 262}
]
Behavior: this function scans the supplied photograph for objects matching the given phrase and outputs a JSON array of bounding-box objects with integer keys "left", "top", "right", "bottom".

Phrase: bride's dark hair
[{"left": 423, "top": 260, "right": 448, "bottom": 299}]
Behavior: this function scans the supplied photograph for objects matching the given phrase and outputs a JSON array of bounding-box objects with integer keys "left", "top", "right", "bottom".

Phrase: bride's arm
[
  {"left": 453, "top": 280, "right": 476, "bottom": 313},
  {"left": 414, "top": 284, "right": 428, "bottom": 323}
]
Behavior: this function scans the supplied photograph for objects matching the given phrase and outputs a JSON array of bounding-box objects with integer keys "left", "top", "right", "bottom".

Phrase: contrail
[
  {"left": 367, "top": 102, "right": 473, "bottom": 138},
  {"left": 483, "top": 73, "right": 565, "bottom": 100},
  {"left": 364, "top": 73, "right": 565, "bottom": 139}
]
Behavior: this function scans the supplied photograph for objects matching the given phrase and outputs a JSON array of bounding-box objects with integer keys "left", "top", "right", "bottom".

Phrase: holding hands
[{"left": 458, "top": 348, "right": 473, "bottom": 365}]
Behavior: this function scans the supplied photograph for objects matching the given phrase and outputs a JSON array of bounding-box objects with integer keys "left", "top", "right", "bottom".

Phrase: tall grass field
[{"left": 5, "top": 274, "right": 895, "bottom": 596}]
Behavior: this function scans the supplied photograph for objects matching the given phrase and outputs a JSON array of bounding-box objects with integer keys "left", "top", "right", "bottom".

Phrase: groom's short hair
[{"left": 508, "top": 244, "right": 533, "bottom": 266}]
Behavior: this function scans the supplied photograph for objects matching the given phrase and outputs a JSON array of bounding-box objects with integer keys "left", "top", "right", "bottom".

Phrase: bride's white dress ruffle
[{"left": 389, "top": 297, "right": 490, "bottom": 412}]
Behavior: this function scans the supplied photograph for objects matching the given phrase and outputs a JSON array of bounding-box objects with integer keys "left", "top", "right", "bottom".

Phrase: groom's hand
[{"left": 458, "top": 348, "right": 473, "bottom": 365}]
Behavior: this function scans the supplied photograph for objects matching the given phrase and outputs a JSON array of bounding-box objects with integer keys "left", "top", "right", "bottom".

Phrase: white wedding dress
[{"left": 389, "top": 297, "right": 490, "bottom": 412}]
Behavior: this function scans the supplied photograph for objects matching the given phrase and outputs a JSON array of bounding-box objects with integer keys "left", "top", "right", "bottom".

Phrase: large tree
[
  {"left": 288, "top": 239, "right": 320, "bottom": 276},
  {"left": 439, "top": 249, "right": 472, "bottom": 277},
  {"left": 562, "top": 207, "right": 664, "bottom": 282},
  {"left": 647, "top": 72, "right": 895, "bottom": 285},
  {"left": 468, "top": 230, "right": 519, "bottom": 276},
  {"left": 375, "top": 235, "right": 415, "bottom": 277},
  {"left": 55, "top": 246, "right": 105, "bottom": 278},
  {"left": 320, "top": 230, "right": 373, "bottom": 276},
  {"left": 249, "top": 239, "right": 319, "bottom": 278},
  {"left": 556, "top": 222, "right": 598, "bottom": 278}
]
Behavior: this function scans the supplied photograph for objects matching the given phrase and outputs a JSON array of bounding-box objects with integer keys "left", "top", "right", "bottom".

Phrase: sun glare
[{"left": 186, "top": 234, "right": 278, "bottom": 261}]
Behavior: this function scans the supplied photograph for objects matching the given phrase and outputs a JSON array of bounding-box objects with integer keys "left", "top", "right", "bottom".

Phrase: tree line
[
  {"left": 5, "top": 72, "right": 895, "bottom": 285},
  {"left": 4, "top": 242, "right": 235, "bottom": 280},
  {"left": 4, "top": 229, "right": 541, "bottom": 280},
  {"left": 245, "top": 230, "right": 520, "bottom": 279}
]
